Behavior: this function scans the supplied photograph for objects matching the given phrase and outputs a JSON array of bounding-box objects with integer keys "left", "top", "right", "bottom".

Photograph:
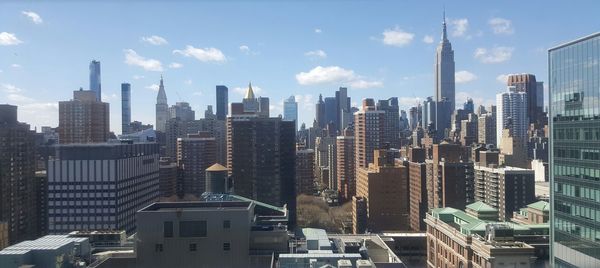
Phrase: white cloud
[
  {"left": 381, "top": 27, "right": 414, "bottom": 47},
  {"left": 11, "top": 64, "right": 22, "bottom": 68},
  {"left": 496, "top": 74, "right": 509, "bottom": 84},
  {"left": 455, "top": 70, "right": 477, "bottom": 84},
  {"left": 233, "top": 85, "right": 263, "bottom": 96},
  {"left": 101, "top": 93, "right": 118, "bottom": 102},
  {"left": 133, "top": 75, "right": 145, "bottom": 80},
  {"left": 0, "top": 32, "right": 23, "bottom": 46},
  {"left": 20, "top": 102, "right": 59, "bottom": 128},
  {"left": 184, "top": 79, "right": 192, "bottom": 85},
  {"left": 489, "top": 18, "right": 514, "bottom": 35},
  {"left": 239, "top": 45, "right": 250, "bottom": 53},
  {"left": 295, "top": 94, "right": 314, "bottom": 110},
  {"left": 193, "top": 91, "right": 203, "bottom": 96},
  {"left": 7, "top": 93, "right": 34, "bottom": 103},
  {"left": 141, "top": 35, "right": 168, "bottom": 45},
  {"left": 315, "top": 28, "right": 322, "bottom": 34},
  {"left": 422, "top": 35, "right": 434, "bottom": 44},
  {"left": 450, "top": 18, "right": 469, "bottom": 37},
  {"left": 295, "top": 66, "right": 382, "bottom": 89},
  {"left": 145, "top": 84, "right": 159, "bottom": 92},
  {"left": 173, "top": 45, "right": 226, "bottom": 62},
  {"left": 474, "top": 47, "right": 514, "bottom": 63},
  {"left": 22, "top": 11, "right": 43, "bottom": 24},
  {"left": 1, "top": 84, "right": 23, "bottom": 93},
  {"left": 398, "top": 97, "right": 423, "bottom": 107},
  {"left": 304, "top": 49, "right": 327, "bottom": 59},
  {"left": 168, "top": 62, "right": 183, "bottom": 69},
  {"left": 124, "top": 49, "right": 163, "bottom": 71}
]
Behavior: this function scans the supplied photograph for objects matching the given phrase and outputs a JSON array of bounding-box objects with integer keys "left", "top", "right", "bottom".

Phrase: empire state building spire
[{"left": 442, "top": 9, "right": 448, "bottom": 41}]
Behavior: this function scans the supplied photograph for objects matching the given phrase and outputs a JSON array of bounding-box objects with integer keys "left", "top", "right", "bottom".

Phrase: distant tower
[
  {"left": 89, "top": 60, "right": 101, "bottom": 101},
  {"left": 121, "top": 83, "right": 131, "bottom": 134},
  {"left": 315, "top": 94, "right": 325, "bottom": 128},
  {"left": 155, "top": 76, "right": 168, "bottom": 132},
  {"left": 434, "top": 11, "right": 455, "bottom": 136},
  {"left": 216, "top": 85, "right": 228, "bottom": 120},
  {"left": 283, "top": 95, "right": 298, "bottom": 129}
]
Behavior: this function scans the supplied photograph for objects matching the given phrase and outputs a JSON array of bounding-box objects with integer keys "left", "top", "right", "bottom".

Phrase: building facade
[
  {"left": 295, "top": 149, "right": 315, "bottom": 195},
  {"left": 58, "top": 89, "right": 110, "bottom": 144},
  {"left": 354, "top": 99, "right": 385, "bottom": 170},
  {"left": 283, "top": 95, "right": 298, "bottom": 130},
  {"left": 89, "top": 60, "right": 101, "bottom": 101},
  {"left": 496, "top": 88, "right": 528, "bottom": 154},
  {"left": 177, "top": 133, "right": 216, "bottom": 197},
  {"left": 336, "top": 129, "right": 355, "bottom": 201},
  {"left": 216, "top": 85, "right": 228, "bottom": 120},
  {"left": 121, "top": 83, "right": 131, "bottom": 135}
]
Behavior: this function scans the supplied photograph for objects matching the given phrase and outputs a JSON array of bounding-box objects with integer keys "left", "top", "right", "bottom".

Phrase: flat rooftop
[
  {"left": 140, "top": 201, "right": 252, "bottom": 212},
  {"left": 0, "top": 235, "right": 88, "bottom": 255}
]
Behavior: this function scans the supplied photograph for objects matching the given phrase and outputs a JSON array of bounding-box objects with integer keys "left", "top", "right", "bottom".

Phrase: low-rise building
[{"left": 0, "top": 235, "right": 91, "bottom": 268}]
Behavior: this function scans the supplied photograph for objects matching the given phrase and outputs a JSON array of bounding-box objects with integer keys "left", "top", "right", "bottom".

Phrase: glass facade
[{"left": 550, "top": 32, "right": 600, "bottom": 267}]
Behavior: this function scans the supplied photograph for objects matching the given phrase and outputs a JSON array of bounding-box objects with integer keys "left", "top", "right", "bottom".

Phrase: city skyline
[{"left": 2, "top": 1, "right": 600, "bottom": 133}]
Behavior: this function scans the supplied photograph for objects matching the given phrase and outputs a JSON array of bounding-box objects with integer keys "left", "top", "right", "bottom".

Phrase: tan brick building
[{"left": 59, "top": 89, "right": 110, "bottom": 144}]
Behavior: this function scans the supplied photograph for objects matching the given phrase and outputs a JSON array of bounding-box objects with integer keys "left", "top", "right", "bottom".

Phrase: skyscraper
[
  {"left": 58, "top": 89, "right": 110, "bottom": 144},
  {"left": 89, "top": 60, "right": 101, "bottom": 102},
  {"left": 177, "top": 133, "right": 217, "bottom": 197},
  {"left": 121, "top": 83, "right": 131, "bottom": 135},
  {"left": 315, "top": 94, "right": 325, "bottom": 128},
  {"left": 550, "top": 33, "right": 600, "bottom": 267},
  {"left": 507, "top": 74, "right": 543, "bottom": 125},
  {"left": 434, "top": 13, "right": 455, "bottom": 135},
  {"left": 155, "top": 76, "right": 169, "bottom": 132},
  {"left": 377, "top": 97, "right": 400, "bottom": 148},
  {"left": 354, "top": 99, "right": 385, "bottom": 170},
  {"left": 335, "top": 87, "right": 352, "bottom": 131},
  {"left": 283, "top": 95, "right": 298, "bottom": 129},
  {"left": 496, "top": 87, "right": 528, "bottom": 153},
  {"left": 169, "top": 102, "right": 195, "bottom": 121},
  {"left": 336, "top": 127, "right": 355, "bottom": 201},
  {"left": 215, "top": 85, "right": 228, "bottom": 120}
]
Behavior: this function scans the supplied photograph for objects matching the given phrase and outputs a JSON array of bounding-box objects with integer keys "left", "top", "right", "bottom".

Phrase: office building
[
  {"left": 155, "top": 76, "right": 169, "bottom": 132},
  {"left": 47, "top": 142, "right": 160, "bottom": 234},
  {"left": 0, "top": 105, "right": 38, "bottom": 245},
  {"left": 227, "top": 113, "right": 296, "bottom": 225},
  {"left": 507, "top": 74, "right": 544, "bottom": 126},
  {"left": 283, "top": 95, "right": 298, "bottom": 130},
  {"left": 216, "top": 85, "right": 228, "bottom": 120},
  {"left": 177, "top": 133, "right": 216, "bottom": 197},
  {"left": 354, "top": 149, "right": 409, "bottom": 232},
  {"left": 335, "top": 87, "right": 352, "bottom": 132},
  {"left": 169, "top": 102, "right": 195, "bottom": 121},
  {"left": 336, "top": 127, "right": 355, "bottom": 201},
  {"left": 121, "top": 83, "right": 131, "bottom": 135},
  {"left": 0, "top": 235, "right": 91, "bottom": 268},
  {"left": 354, "top": 99, "right": 385, "bottom": 169},
  {"left": 377, "top": 97, "right": 400, "bottom": 148},
  {"left": 496, "top": 87, "right": 528, "bottom": 153},
  {"left": 296, "top": 149, "right": 315, "bottom": 195},
  {"left": 549, "top": 32, "right": 600, "bottom": 267},
  {"left": 58, "top": 89, "right": 110, "bottom": 144},
  {"left": 434, "top": 14, "right": 455, "bottom": 137},
  {"left": 474, "top": 165, "right": 536, "bottom": 220},
  {"left": 158, "top": 157, "right": 177, "bottom": 198},
  {"left": 425, "top": 202, "right": 549, "bottom": 268},
  {"left": 89, "top": 60, "right": 101, "bottom": 101},
  {"left": 422, "top": 97, "right": 436, "bottom": 131}
]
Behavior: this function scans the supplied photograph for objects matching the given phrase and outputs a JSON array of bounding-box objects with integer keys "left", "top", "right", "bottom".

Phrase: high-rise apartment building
[
  {"left": 227, "top": 113, "right": 296, "bottom": 225},
  {"left": 353, "top": 149, "right": 409, "bottom": 232},
  {"left": 354, "top": 99, "right": 385, "bottom": 170},
  {"left": 496, "top": 87, "right": 528, "bottom": 153},
  {"left": 283, "top": 95, "right": 298, "bottom": 130},
  {"left": 216, "top": 85, "right": 228, "bottom": 120},
  {"left": 460, "top": 113, "right": 478, "bottom": 146},
  {"left": 507, "top": 74, "right": 544, "bottom": 125},
  {"left": 296, "top": 149, "right": 315, "bottom": 195},
  {"left": 58, "top": 89, "right": 110, "bottom": 144},
  {"left": 478, "top": 112, "right": 496, "bottom": 146},
  {"left": 155, "top": 76, "right": 169, "bottom": 132},
  {"left": 89, "top": 60, "right": 101, "bottom": 101},
  {"left": 177, "top": 133, "right": 217, "bottom": 197},
  {"left": 158, "top": 157, "right": 177, "bottom": 198},
  {"left": 121, "top": 83, "right": 131, "bottom": 135},
  {"left": 0, "top": 105, "right": 38, "bottom": 245},
  {"left": 409, "top": 158, "right": 427, "bottom": 231},
  {"left": 47, "top": 142, "right": 160, "bottom": 234},
  {"left": 474, "top": 165, "right": 536, "bottom": 221},
  {"left": 550, "top": 33, "right": 600, "bottom": 267},
  {"left": 377, "top": 97, "right": 400, "bottom": 148},
  {"left": 336, "top": 127, "right": 355, "bottom": 201}
]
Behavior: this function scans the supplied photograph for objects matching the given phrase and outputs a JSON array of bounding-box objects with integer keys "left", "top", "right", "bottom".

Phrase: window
[
  {"left": 189, "top": 243, "right": 197, "bottom": 251},
  {"left": 223, "top": 220, "right": 231, "bottom": 229},
  {"left": 155, "top": 244, "right": 163, "bottom": 252},
  {"left": 223, "top": 242, "right": 231, "bottom": 251},
  {"left": 164, "top": 221, "right": 173, "bottom": 238},
  {"left": 180, "top": 221, "right": 207, "bottom": 237}
]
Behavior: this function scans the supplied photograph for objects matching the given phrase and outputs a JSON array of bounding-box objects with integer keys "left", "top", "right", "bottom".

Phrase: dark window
[
  {"left": 223, "top": 242, "right": 231, "bottom": 251},
  {"left": 155, "top": 244, "right": 163, "bottom": 252},
  {"left": 223, "top": 220, "right": 231, "bottom": 229},
  {"left": 189, "top": 243, "right": 197, "bottom": 251},
  {"left": 164, "top": 221, "right": 173, "bottom": 238},
  {"left": 180, "top": 221, "right": 207, "bottom": 237}
]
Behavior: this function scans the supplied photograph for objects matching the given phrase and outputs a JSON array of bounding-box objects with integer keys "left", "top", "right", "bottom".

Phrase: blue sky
[{"left": 1, "top": 1, "right": 599, "bottom": 133}]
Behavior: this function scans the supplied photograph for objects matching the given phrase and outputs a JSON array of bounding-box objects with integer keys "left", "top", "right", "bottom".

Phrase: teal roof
[
  {"left": 466, "top": 201, "right": 498, "bottom": 213},
  {"left": 527, "top": 201, "right": 550, "bottom": 212}
]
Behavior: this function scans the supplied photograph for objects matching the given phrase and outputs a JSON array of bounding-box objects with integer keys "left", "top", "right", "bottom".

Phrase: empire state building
[{"left": 433, "top": 13, "right": 455, "bottom": 136}]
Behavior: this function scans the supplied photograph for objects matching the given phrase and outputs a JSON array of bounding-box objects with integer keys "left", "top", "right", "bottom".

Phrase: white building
[{"left": 496, "top": 87, "right": 528, "bottom": 152}]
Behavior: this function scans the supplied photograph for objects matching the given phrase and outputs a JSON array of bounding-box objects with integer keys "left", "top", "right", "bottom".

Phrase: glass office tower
[{"left": 550, "top": 32, "right": 600, "bottom": 267}]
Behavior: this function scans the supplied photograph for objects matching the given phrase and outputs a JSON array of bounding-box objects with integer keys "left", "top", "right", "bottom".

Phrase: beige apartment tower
[{"left": 59, "top": 89, "right": 110, "bottom": 144}]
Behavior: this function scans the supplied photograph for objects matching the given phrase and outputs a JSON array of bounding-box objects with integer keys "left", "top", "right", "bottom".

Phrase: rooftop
[
  {"left": 527, "top": 200, "right": 550, "bottom": 212},
  {"left": 466, "top": 201, "right": 498, "bottom": 213},
  {"left": 0, "top": 235, "right": 88, "bottom": 255}
]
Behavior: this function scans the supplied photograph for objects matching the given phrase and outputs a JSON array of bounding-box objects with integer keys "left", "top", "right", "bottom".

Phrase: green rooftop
[
  {"left": 466, "top": 201, "right": 498, "bottom": 213},
  {"left": 527, "top": 201, "right": 550, "bottom": 212}
]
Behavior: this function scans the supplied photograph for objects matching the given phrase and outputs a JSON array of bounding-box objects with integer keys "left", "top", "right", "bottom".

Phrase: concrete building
[
  {"left": 0, "top": 235, "right": 91, "bottom": 268},
  {"left": 354, "top": 99, "right": 385, "bottom": 170},
  {"left": 549, "top": 33, "right": 600, "bottom": 267},
  {"left": 354, "top": 149, "right": 409, "bottom": 233},
  {"left": 425, "top": 202, "right": 549, "bottom": 268},
  {"left": 176, "top": 132, "right": 217, "bottom": 197},
  {"left": 58, "top": 89, "right": 110, "bottom": 144},
  {"left": 155, "top": 76, "right": 169, "bottom": 133},
  {"left": 336, "top": 127, "right": 355, "bottom": 201},
  {"left": 0, "top": 105, "right": 38, "bottom": 245},
  {"left": 91, "top": 194, "right": 289, "bottom": 268},
  {"left": 158, "top": 157, "right": 177, "bottom": 198},
  {"left": 47, "top": 142, "right": 160, "bottom": 234},
  {"left": 474, "top": 165, "right": 536, "bottom": 221},
  {"left": 227, "top": 111, "right": 296, "bottom": 225},
  {"left": 296, "top": 149, "right": 315, "bottom": 195},
  {"left": 498, "top": 129, "right": 528, "bottom": 168},
  {"left": 427, "top": 141, "right": 473, "bottom": 210}
]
